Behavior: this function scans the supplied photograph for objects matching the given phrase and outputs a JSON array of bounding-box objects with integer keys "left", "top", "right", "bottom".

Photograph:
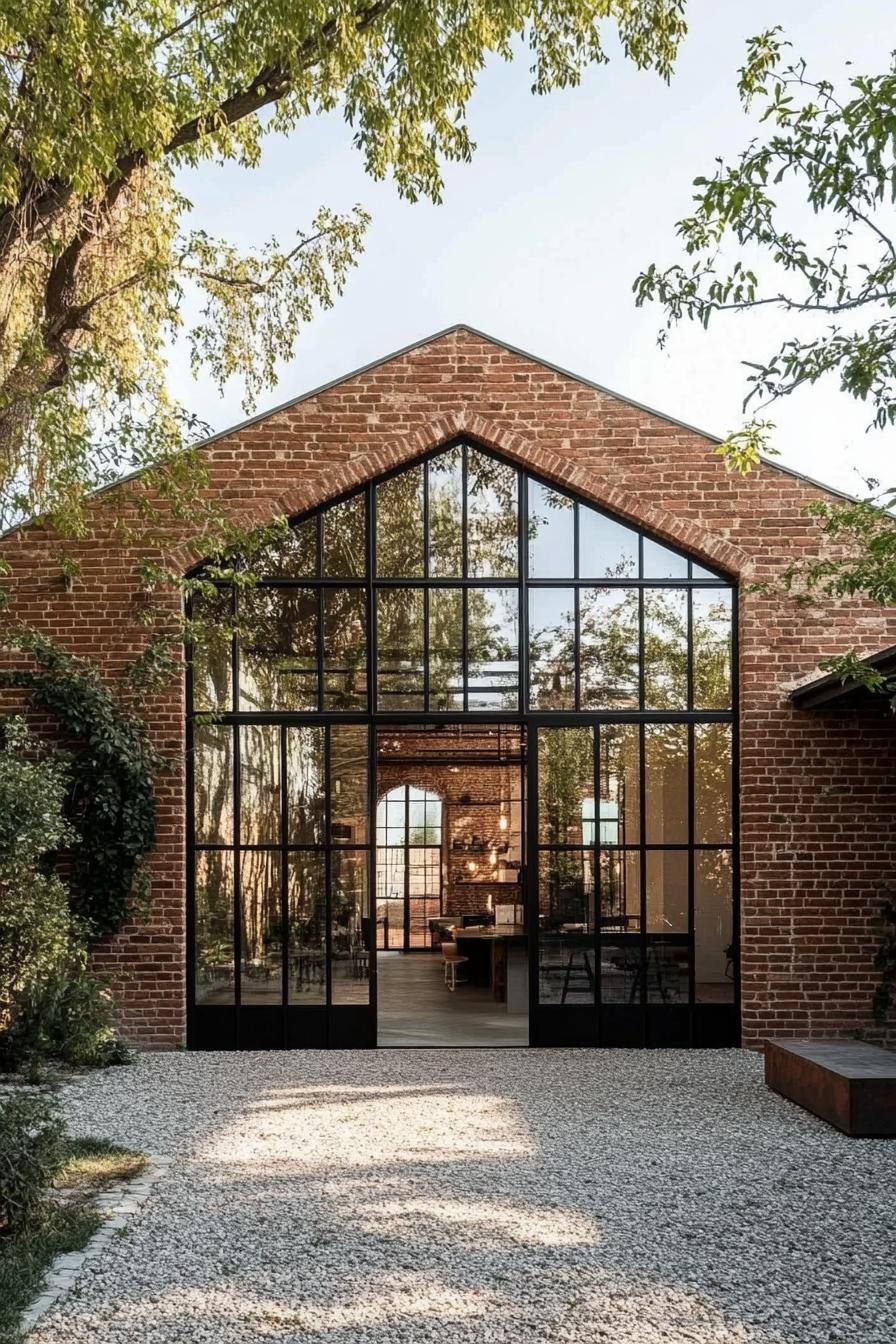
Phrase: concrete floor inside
[{"left": 376, "top": 951, "right": 529, "bottom": 1047}]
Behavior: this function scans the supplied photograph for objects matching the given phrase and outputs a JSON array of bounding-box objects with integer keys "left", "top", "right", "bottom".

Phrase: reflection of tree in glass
[
  {"left": 540, "top": 728, "right": 592, "bottom": 846},
  {"left": 580, "top": 589, "right": 638, "bottom": 709},
  {"left": 467, "top": 452, "right": 518, "bottom": 577},
  {"left": 428, "top": 588, "right": 463, "bottom": 709},
  {"left": 692, "top": 593, "right": 732, "bottom": 709},
  {"left": 466, "top": 588, "right": 518, "bottom": 705},
  {"left": 194, "top": 724, "right": 233, "bottom": 845},
  {"left": 323, "top": 495, "right": 366, "bottom": 577},
  {"left": 190, "top": 587, "right": 233, "bottom": 712},
  {"left": 240, "top": 851, "right": 281, "bottom": 985},
  {"left": 529, "top": 591, "right": 575, "bottom": 709},
  {"left": 428, "top": 447, "right": 464, "bottom": 576},
  {"left": 377, "top": 468, "right": 424, "bottom": 576},
  {"left": 695, "top": 723, "right": 733, "bottom": 847},
  {"left": 195, "top": 852, "right": 233, "bottom": 997}
]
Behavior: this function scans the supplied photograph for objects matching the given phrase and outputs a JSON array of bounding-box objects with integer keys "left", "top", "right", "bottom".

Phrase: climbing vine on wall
[
  {"left": 1, "top": 631, "right": 157, "bottom": 940},
  {"left": 873, "top": 898, "right": 896, "bottom": 1024}
]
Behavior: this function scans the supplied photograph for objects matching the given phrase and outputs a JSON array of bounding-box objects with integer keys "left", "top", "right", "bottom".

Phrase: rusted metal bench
[{"left": 764, "top": 1038, "right": 896, "bottom": 1137}]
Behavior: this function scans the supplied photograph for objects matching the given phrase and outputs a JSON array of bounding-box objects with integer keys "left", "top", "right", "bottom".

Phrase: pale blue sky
[{"left": 169, "top": 0, "right": 895, "bottom": 497}]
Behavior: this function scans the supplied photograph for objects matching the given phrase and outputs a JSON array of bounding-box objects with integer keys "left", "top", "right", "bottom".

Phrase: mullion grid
[
  {"left": 195, "top": 720, "right": 375, "bottom": 1015},
  {"left": 192, "top": 454, "right": 731, "bottom": 724},
  {"left": 186, "top": 440, "right": 737, "bottom": 1044}
]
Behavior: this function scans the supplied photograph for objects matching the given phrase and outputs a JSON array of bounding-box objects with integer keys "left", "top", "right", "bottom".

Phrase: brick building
[{"left": 2, "top": 325, "right": 895, "bottom": 1051}]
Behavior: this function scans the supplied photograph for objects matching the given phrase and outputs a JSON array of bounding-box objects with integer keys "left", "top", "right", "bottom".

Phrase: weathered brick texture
[{"left": 2, "top": 326, "right": 895, "bottom": 1049}]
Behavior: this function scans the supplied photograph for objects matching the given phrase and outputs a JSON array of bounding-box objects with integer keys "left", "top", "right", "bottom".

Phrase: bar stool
[{"left": 441, "top": 941, "right": 469, "bottom": 991}]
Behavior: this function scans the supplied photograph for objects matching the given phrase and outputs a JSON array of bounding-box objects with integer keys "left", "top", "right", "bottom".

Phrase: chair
[{"left": 441, "top": 941, "right": 469, "bottom": 991}]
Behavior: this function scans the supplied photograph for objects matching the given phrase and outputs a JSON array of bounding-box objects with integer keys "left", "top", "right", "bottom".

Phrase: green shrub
[
  {"left": 3, "top": 952, "right": 134, "bottom": 1072},
  {"left": 0, "top": 717, "right": 133, "bottom": 1073},
  {"left": 2, "top": 632, "right": 158, "bottom": 940},
  {"left": 0, "top": 1094, "right": 65, "bottom": 1236},
  {"left": 0, "top": 719, "right": 75, "bottom": 1066}
]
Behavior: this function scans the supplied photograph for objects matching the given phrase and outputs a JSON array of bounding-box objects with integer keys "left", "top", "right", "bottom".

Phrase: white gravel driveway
[{"left": 29, "top": 1050, "right": 896, "bottom": 1344}]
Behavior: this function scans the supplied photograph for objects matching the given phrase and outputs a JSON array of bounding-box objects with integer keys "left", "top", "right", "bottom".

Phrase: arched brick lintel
[{"left": 169, "top": 412, "right": 753, "bottom": 580}]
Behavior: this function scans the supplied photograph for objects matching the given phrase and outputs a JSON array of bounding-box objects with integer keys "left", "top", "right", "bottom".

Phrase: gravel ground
[{"left": 27, "top": 1049, "right": 896, "bottom": 1344}]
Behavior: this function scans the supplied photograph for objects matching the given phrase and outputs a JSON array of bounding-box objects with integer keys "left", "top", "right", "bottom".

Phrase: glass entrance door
[{"left": 529, "top": 721, "right": 737, "bottom": 1047}]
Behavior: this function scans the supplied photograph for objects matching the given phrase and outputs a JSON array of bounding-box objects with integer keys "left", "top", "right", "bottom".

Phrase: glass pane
[
  {"left": 528, "top": 587, "right": 575, "bottom": 709},
  {"left": 694, "top": 724, "right": 732, "bottom": 844},
  {"left": 580, "top": 587, "right": 639, "bottom": 709},
  {"left": 646, "top": 936, "right": 689, "bottom": 1004},
  {"left": 193, "top": 723, "right": 233, "bottom": 844},
  {"left": 331, "top": 850, "right": 370, "bottom": 1004},
  {"left": 599, "top": 850, "right": 640, "bottom": 931},
  {"left": 693, "top": 589, "right": 733, "bottom": 709},
  {"left": 645, "top": 850, "right": 688, "bottom": 932},
  {"left": 287, "top": 852, "right": 326, "bottom": 1004},
  {"left": 467, "top": 588, "right": 519, "bottom": 709},
  {"left": 429, "top": 587, "right": 463, "bottom": 710},
  {"left": 286, "top": 726, "right": 325, "bottom": 845},
  {"left": 239, "top": 725, "right": 280, "bottom": 845},
  {"left": 323, "top": 494, "right": 366, "bottom": 577},
  {"left": 578, "top": 506, "right": 638, "bottom": 579},
  {"left": 249, "top": 518, "right": 316, "bottom": 578},
  {"left": 377, "top": 588, "right": 424, "bottom": 709},
  {"left": 190, "top": 587, "right": 233, "bottom": 712},
  {"left": 538, "top": 726, "right": 594, "bottom": 845},
  {"left": 239, "top": 587, "right": 318, "bottom": 711},
  {"left": 467, "top": 449, "right": 518, "bottom": 577},
  {"left": 407, "top": 847, "right": 442, "bottom": 948},
  {"left": 239, "top": 849, "right": 282, "bottom": 1004},
  {"left": 643, "top": 588, "right": 687, "bottom": 710},
  {"left": 377, "top": 466, "right": 424, "bottom": 577},
  {"left": 600, "top": 851, "right": 641, "bottom": 1003},
  {"left": 642, "top": 536, "right": 688, "bottom": 578},
  {"left": 428, "top": 446, "right": 464, "bottom": 577},
  {"left": 691, "top": 561, "right": 719, "bottom": 580},
  {"left": 695, "top": 850, "right": 734, "bottom": 1003},
  {"left": 323, "top": 588, "right": 367, "bottom": 709},
  {"left": 194, "top": 851, "right": 233, "bottom": 1004},
  {"left": 600, "top": 933, "right": 641, "bottom": 1003},
  {"left": 598, "top": 724, "right": 640, "bottom": 845},
  {"left": 538, "top": 852, "right": 595, "bottom": 1003},
  {"left": 644, "top": 724, "right": 688, "bottom": 844},
  {"left": 376, "top": 835, "right": 406, "bottom": 951},
  {"left": 331, "top": 725, "right": 369, "bottom": 845},
  {"left": 527, "top": 480, "right": 574, "bottom": 578}
]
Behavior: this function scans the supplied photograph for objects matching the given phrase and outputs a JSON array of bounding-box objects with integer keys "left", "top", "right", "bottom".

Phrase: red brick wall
[{"left": 3, "top": 326, "right": 895, "bottom": 1048}]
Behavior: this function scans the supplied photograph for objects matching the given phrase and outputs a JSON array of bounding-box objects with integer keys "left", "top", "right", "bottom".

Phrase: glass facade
[{"left": 187, "top": 440, "right": 737, "bottom": 1048}]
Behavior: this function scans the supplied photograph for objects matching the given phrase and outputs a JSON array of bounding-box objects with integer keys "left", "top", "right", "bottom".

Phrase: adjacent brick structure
[{"left": 2, "top": 325, "right": 895, "bottom": 1049}]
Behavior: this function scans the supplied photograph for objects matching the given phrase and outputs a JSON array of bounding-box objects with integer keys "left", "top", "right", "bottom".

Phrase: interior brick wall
[
  {"left": 3, "top": 326, "right": 895, "bottom": 1049},
  {"left": 377, "top": 746, "right": 525, "bottom": 924}
]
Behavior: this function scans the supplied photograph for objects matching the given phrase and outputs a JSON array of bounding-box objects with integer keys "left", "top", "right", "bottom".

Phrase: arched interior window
[{"left": 375, "top": 786, "right": 443, "bottom": 951}]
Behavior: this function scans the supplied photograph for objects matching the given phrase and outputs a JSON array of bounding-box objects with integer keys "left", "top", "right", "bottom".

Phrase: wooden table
[{"left": 453, "top": 926, "right": 528, "bottom": 1009}]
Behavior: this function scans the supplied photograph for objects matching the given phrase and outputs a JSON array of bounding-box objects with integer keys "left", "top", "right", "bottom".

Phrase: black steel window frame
[
  {"left": 186, "top": 438, "right": 733, "bottom": 721},
  {"left": 185, "top": 436, "right": 739, "bottom": 1049},
  {"left": 375, "top": 783, "right": 444, "bottom": 952},
  {"left": 527, "top": 715, "right": 738, "bottom": 1048}
]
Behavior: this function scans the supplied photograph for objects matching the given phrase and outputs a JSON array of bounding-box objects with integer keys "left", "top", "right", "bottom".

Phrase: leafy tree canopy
[
  {"left": 635, "top": 27, "right": 896, "bottom": 623},
  {"left": 0, "top": 0, "right": 686, "bottom": 540}
]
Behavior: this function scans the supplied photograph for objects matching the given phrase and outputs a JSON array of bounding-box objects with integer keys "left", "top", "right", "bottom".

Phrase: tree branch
[{"left": 165, "top": 1, "right": 394, "bottom": 154}]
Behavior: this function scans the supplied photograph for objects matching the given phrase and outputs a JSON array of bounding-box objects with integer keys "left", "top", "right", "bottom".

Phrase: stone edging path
[{"left": 20, "top": 1157, "right": 172, "bottom": 1337}]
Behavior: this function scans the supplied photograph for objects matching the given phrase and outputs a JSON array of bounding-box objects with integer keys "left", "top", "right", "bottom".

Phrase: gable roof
[
  {"left": 3, "top": 322, "right": 858, "bottom": 540},
  {"left": 180, "top": 322, "right": 856, "bottom": 505}
]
